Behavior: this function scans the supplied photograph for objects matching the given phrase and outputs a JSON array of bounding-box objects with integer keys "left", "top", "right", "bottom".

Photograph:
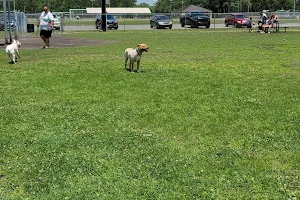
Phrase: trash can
[{"left": 27, "top": 24, "right": 34, "bottom": 33}]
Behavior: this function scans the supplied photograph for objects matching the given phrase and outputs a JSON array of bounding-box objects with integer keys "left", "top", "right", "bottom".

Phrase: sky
[{"left": 136, "top": 0, "right": 157, "bottom": 6}]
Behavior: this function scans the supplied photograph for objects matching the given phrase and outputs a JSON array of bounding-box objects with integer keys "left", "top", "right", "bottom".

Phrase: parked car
[
  {"left": 150, "top": 15, "right": 172, "bottom": 29},
  {"left": 0, "top": 20, "right": 17, "bottom": 31},
  {"left": 225, "top": 13, "right": 251, "bottom": 28},
  {"left": 52, "top": 13, "right": 61, "bottom": 30},
  {"left": 0, "top": 14, "right": 17, "bottom": 31},
  {"left": 180, "top": 11, "right": 210, "bottom": 28},
  {"left": 95, "top": 14, "right": 118, "bottom": 30}
]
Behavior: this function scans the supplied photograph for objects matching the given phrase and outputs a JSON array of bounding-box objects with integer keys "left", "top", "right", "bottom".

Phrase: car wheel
[
  {"left": 114, "top": 26, "right": 118, "bottom": 30},
  {"left": 206, "top": 25, "right": 210, "bottom": 28},
  {"left": 169, "top": 26, "right": 172, "bottom": 29},
  {"left": 181, "top": 21, "right": 185, "bottom": 27},
  {"left": 150, "top": 22, "right": 153, "bottom": 28},
  {"left": 225, "top": 21, "right": 228, "bottom": 27},
  {"left": 234, "top": 22, "right": 238, "bottom": 28}
]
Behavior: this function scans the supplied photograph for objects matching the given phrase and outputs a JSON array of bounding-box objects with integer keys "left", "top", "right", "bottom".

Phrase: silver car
[
  {"left": 95, "top": 14, "right": 118, "bottom": 30},
  {"left": 150, "top": 15, "right": 173, "bottom": 29},
  {"left": 52, "top": 13, "right": 61, "bottom": 30}
]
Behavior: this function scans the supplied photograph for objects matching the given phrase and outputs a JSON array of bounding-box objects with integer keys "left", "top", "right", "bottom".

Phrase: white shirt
[{"left": 39, "top": 11, "right": 54, "bottom": 30}]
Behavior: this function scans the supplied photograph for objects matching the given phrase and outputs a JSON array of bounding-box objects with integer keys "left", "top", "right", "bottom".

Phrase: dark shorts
[{"left": 40, "top": 30, "right": 52, "bottom": 38}]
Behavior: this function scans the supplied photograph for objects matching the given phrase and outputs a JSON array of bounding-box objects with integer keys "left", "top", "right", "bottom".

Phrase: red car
[{"left": 225, "top": 13, "right": 251, "bottom": 28}]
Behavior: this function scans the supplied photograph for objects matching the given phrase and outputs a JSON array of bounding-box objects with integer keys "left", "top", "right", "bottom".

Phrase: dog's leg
[
  {"left": 125, "top": 57, "right": 128, "bottom": 69},
  {"left": 137, "top": 61, "right": 140, "bottom": 73},
  {"left": 16, "top": 50, "right": 20, "bottom": 58},
  {"left": 130, "top": 61, "right": 134, "bottom": 73},
  {"left": 7, "top": 54, "right": 12, "bottom": 63},
  {"left": 12, "top": 54, "right": 16, "bottom": 64}
]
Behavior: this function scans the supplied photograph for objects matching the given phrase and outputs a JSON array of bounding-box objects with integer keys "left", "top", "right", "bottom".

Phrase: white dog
[
  {"left": 6, "top": 39, "right": 21, "bottom": 64},
  {"left": 125, "top": 44, "right": 149, "bottom": 72}
]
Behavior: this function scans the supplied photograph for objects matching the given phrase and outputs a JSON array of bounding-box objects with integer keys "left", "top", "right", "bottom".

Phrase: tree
[
  {"left": 110, "top": 0, "right": 136, "bottom": 7},
  {"left": 12, "top": 0, "right": 296, "bottom": 13},
  {"left": 137, "top": 3, "right": 151, "bottom": 7}
]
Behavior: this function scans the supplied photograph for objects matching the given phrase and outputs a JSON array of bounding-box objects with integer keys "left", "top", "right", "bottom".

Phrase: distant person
[
  {"left": 258, "top": 19, "right": 264, "bottom": 33},
  {"left": 249, "top": 17, "right": 253, "bottom": 32},
  {"left": 271, "top": 14, "right": 279, "bottom": 31},
  {"left": 37, "top": 5, "right": 54, "bottom": 49},
  {"left": 272, "top": 14, "right": 279, "bottom": 23},
  {"left": 260, "top": 12, "right": 268, "bottom": 24}
]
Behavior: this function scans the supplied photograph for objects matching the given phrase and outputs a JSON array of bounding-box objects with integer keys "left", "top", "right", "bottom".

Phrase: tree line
[{"left": 9, "top": 0, "right": 300, "bottom": 13}]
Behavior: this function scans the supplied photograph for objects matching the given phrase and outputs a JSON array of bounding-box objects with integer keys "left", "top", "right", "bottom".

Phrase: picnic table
[{"left": 261, "top": 23, "right": 289, "bottom": 33}]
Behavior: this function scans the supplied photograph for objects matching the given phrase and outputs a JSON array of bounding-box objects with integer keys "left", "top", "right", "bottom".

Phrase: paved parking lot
[{"left": 64, "top": 23, "right": 300, "bottom": 31}]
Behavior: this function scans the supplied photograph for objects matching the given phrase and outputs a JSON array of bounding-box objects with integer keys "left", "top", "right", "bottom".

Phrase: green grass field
[{"left": 1, "top": 29, "right": 300, "bottom": 199}]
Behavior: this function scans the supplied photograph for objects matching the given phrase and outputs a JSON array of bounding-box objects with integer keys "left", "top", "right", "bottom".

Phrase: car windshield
[
  {"left": 156, "top": 16, "right": 169, "bottom": 20},
  {"left": 235, "top": 15, "right": 246, "bottom": 19},
  {"left": 107, "top": 15, "right": 114, "bottom": 20},
  {"left": 98, "top": 14, "right": 114, "bottom": 20},
  {"left": 191, "top": 12, "right": 205, "bottom": 17}
]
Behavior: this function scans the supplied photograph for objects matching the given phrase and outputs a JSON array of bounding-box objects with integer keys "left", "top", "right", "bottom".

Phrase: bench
[
  {"left": 279, "top": 26, "right": 289, "bottom": 32},
  {"left": 259, "top": 24, "right": 289, "bottom": 33}
]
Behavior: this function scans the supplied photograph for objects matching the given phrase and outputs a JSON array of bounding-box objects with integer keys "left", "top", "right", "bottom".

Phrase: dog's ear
[{"left": 137, "top": 44, "right": 141, "bottom": 48}]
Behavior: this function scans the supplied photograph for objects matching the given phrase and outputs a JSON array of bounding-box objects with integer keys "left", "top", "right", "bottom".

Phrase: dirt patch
[{"left": 1, "top": 33, "right": 116, "bottom": 49}]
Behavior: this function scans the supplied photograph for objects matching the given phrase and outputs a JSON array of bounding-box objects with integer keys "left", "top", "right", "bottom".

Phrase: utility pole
[{"left": 101, "top": 0, "right": 106, "bottom": 31}]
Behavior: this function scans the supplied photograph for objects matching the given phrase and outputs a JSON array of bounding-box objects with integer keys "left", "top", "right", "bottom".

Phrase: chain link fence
[
  {"left": 0, "top": 11, "right": 27, "bottom": 44},
  {"left": 20, "top": 11, "right": 300, "bottom": 32}
]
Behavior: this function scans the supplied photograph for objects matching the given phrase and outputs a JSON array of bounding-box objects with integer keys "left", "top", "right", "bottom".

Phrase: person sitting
[
  {"left": 273, "top": 14, "right": 279, "bottom": 23},
  {"left": 260, "top": 12, "right": 268, "bottom": 25},
  {"left": 271, "top": 14, "right": 279, "bottom": 31},
  {"left": 258, "top": 19, "right": 264, "bottom": 33},
  {"left": 267, "top": 16, "right": 273, "bottom": 27}
]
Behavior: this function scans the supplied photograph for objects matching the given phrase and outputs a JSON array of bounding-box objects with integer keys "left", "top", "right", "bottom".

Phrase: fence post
[
  {"left": 214, "top": 13, "right": 215, "bottom": 29},
  {"left": 61, "top": 14, "right": 64, "bottom": 33},
  {"left": 123, "top": 14, "right": 125, "bottom": 31}
]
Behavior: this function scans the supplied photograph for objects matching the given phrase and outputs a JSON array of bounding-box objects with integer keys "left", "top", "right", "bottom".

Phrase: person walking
[{"left": 37, "top": 5, "right": 54, "bottom": 49}]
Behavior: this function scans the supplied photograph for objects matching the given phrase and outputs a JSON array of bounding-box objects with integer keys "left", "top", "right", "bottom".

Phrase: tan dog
[{"left": 124, "top": 44, "right": 149, "bottom": 72}]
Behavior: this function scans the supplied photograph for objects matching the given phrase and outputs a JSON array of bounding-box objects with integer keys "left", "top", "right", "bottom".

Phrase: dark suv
[
  {"left": 225, "top": 14, "right": 250, "bottom": 28},
  {"left": 180, "top": 11, "right": 210, "bottom": 28},
  {"left": 95, "top": 14, "right": 118, "bottom": 30}
]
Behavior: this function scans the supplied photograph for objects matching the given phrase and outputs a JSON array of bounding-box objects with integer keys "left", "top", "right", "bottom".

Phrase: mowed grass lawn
[{"left": 0, "top": 29, "right": 299, "bottom": 199}]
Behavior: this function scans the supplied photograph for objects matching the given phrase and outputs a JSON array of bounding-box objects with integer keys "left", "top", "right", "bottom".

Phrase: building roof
[
  {"left": 174, "top": 5, "right": 212, "bottom": 13},
  {"left": 86, "top": 7, "right": 151, "bottom": 14}
]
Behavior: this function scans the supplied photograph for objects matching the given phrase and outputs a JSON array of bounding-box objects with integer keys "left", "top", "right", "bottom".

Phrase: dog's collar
[{"left": 136, "top": 48, "right": 142, "bottom": 55}]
